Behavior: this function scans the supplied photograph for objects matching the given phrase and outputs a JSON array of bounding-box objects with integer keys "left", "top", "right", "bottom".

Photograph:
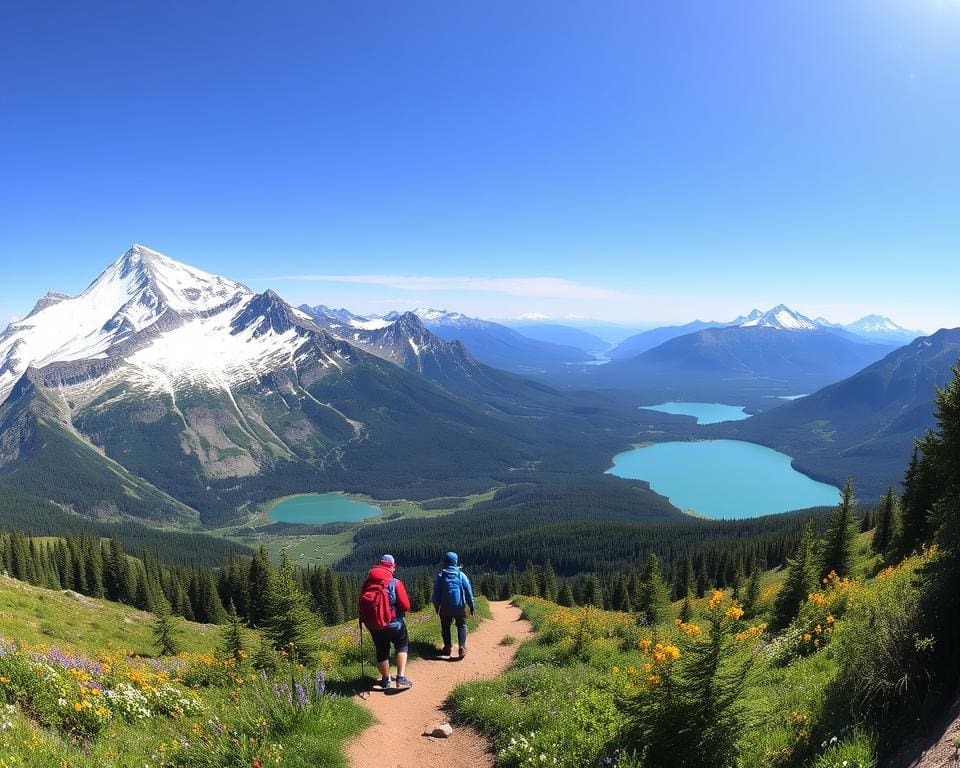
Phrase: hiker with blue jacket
[{"left": 432, "top": 551, "right": 475, "bottom": 659}]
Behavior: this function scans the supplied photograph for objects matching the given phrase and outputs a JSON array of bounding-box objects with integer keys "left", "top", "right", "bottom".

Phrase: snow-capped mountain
[
  {"left": 300, "top": 304, "right": 392, "bottom": 331},
  {"left": 0, "top": 245, "right": 252, "bottom": 403},
  {"left": 729, "top": 309, "right": 763, "bottom": 325},
  {"left": 2, "top": 245, "right": 631, "bottom": 525},
  {"left": 842, "top": 315, "right": 922, "bottom": 344},
  {"left": 405, "top": 308, "right": 495, "bottom": 329},
  {"left": 737, "top": 304, "right": 819, "bottom": 330},
  {"left": 299, "top": 305, "right": 485, "bottom": 383}
]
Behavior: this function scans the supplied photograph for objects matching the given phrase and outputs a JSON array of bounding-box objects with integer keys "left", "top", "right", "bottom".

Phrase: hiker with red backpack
[
  {"left": 358, "top": 554, "right": 413, "bottom": 690},
  {"left": 432, "top": 551, "right": 475, "bottom": 659}
]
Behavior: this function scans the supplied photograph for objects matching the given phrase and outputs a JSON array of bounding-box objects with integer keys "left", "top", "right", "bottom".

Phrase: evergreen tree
[
  {"left": 623, "top": 594, "right": 753, "bottom": 768},
  {"left": 742, "top": 569, "right": 763, "bottom": 619},
  {"left": 582, "top": 573, "right": 604, "bottom": 608},
  {"left": 152, "top": 596, "right": 182, "bottom": 656},
  {"left": 541, "top": 560, "right": 559, "bottom": 602},
  {"left": 672, "top": 554, "right": 694, "bottom": 601},
  {"left": 264, "top": 554, "right": 321, "bottom": 665},
  {"left": 679, "top": 594, "right": 693, "bottom": 623},
  {"left": 897, "top": 446, "right": 938, "bottom": 556},
  {"left": 247, "top": 546, "right": 275, "bottom": 627},
  {"left": 637, "top": 553, "right": 673, "bottom": 626},
  {"left": 218, "top": 600, "right": 247, "bottom": 664},
  {"left": 872, "top": 486, "right": 901, "bottom": 556},
  {"left": 193, "top": 569, "right": 227, "bottom": 624},
  {"left": 730, "top": 557, "right": 745, "bottom": 600},
  {"left": 771, "top": 520, "right": 821, "bottom": 630},
  {"left": 915, "top": 365, "right": 960, "bottom": 693},
  {"left": 557, "top": 581, "right": 575, "bottom": 607},
  {"left": 610, "top": 574, "right": 632, "bottom": 612},
  {"left": 822, "top": 479, "right": 858, "bottom": 579},
  {"left": 520, "top": 561, "right": 540, "bottom": 597}
]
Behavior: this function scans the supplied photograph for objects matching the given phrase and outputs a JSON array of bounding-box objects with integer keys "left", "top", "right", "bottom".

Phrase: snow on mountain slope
[
  {"left": 301, "top": 304, "right": 392, "bottom": 330},
  {"left": 0, "top": 245, "right": 251, "bottom": 403},
  {"left": 410, "top": 307, "right": 493, "bottom": 329},
  {"left": 739, "top": 304, "right": 819, "bottom": 330}
]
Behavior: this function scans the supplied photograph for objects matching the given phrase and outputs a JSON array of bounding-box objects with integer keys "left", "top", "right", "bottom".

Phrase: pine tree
[
  {"left": 152, "top": 596, "right": 182, "bottom": 656},
  {"left": 679, "top": 594, "right": 693, "bottom": 623},
  {"left": 541, "top": 560, "right": 559, "bottom": 602},
  {"left": 822, "top": 479, "right": 858, "bottom": 579},
  {"left": 247, "top": 546, "right": 275, "bottom": 627},
  {"left": 557, "top": 581, "right": 575, "bottom": 607},
  {"left": 582, "top": 573, "right": 604, "bottom": 608},
  {"left": 672, "top": 554, "right": 694, "bottom": 601},
  {"left": 520, "top": 561, "right": 540, "bottom": 597},
  {"left": 730, "top": 558, "right": 745, "bottom": 600},
  {"left": 623, "top": 593, "right": 753, "bottom": 768},
  {"left": 637, "top": 553, "right": 673, "bottom": 626},
  {"left": 264, "top": 554, "right": 321, "bottom": 665},
  {"left": 914, "top": 365, "right": 960, "bottom": 691},
  {"left": 611, "top": 574, "right": 632, "bottom": 612},
  {"left": 771, "top": 520, "right": 821, "bottom": 630},
  {"left": 218, "top": 600, "right": 247, "bottom": 664},
  {"left": 897, "top": 446, "right": 938, "bottom": 556},
  {"left": 742, "top": 569, "right": 762, "bottom": 619},
  {"left": 872, "top": 486, "right": 901, "bottom": 556}
]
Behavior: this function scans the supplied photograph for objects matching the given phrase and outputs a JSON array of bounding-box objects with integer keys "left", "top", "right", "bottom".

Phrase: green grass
[
  {"left": 0, "top": 574, "right": 376, "bottom": 768},
  {"left": 0, "top": 574, "right": 242, "bottom": 656}
]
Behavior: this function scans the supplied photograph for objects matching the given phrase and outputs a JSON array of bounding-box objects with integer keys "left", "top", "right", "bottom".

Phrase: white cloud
[{"left": 262, "top": 273, "right": 626, "bottom": 301}]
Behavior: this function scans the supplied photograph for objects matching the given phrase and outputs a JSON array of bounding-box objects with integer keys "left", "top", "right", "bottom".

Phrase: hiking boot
[
  {"left": 440, "top": 646, "right": 452, "bottom": 657},
  {"left": 458, "top": 647, "right": 467, "bottom": 659},
  {"left": 395, "top": 676, "right": 413, "bottom": 688},
  {"left": 380, "top": 675, "right": 392, "bottom": 689}
]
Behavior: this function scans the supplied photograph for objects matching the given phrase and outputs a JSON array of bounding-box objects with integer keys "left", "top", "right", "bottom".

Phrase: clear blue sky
[{"left": 2, "top": 0, "right": 959, "bottom": 331}]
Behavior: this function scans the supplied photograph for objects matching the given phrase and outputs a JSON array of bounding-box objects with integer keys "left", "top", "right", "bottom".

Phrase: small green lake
[
  {"left": 639, "top": 401, "right": 749, "bottom": 424},
  {"left": 606, "top": 439, "right": 839, "bottom": 519},
  {"left": 268, "top": 493, "right": 382, "bottom": 524}
]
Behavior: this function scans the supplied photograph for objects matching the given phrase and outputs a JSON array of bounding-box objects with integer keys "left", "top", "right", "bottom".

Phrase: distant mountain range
[
  {"left": 302, "top": 305, "right": 594, "bottom": 375},
  {"left": 716, "top": 327, "right": 960, "bottom": 499},
  {"left": 594, "top": 305, "right": 901, "bottom": 406},
  {"left": 607, "top": 305, "right": 923, "bottom": 360},
  {"left": 0, "top": 246, "right": 668, "bottom": 526}
]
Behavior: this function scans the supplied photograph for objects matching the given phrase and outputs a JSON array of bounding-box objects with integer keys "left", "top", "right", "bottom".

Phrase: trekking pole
[{"left": 358, "top": 617, "right": 369, "bottom": 699}]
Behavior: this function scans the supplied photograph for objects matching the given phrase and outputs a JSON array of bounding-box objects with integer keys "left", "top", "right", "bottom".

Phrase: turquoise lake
[
  {"left": 640, "top": 401, "right": 750, "bottom": 424},
  {"left": 269, "top": 493, "right": 382, "bottom": 524},
  {"left": 606, "top": 440, "right": 839, "bottom": 518}
]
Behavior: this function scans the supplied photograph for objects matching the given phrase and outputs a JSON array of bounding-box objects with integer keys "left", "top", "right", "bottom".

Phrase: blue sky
[{"left": 2, "top": 0, "right": 959, "bottom": 331}]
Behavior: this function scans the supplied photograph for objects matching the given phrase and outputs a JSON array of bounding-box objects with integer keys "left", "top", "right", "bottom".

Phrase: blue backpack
[{"left": 439, "top": 569, "right": 465, "bottom": 610}]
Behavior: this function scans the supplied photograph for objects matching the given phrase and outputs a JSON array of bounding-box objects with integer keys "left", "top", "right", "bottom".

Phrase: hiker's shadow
[{"left": 410, "top": 639, "right": 463, "bottom": 662}]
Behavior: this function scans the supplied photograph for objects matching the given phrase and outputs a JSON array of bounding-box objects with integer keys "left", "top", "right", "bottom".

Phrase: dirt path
[{"left": 347, "top": 600, "right": 533, "bottom": 768}]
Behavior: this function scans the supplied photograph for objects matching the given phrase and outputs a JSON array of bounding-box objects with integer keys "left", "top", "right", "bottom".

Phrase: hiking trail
[{"left": 347, "top": 600, "right": 534, "bottom": 768}]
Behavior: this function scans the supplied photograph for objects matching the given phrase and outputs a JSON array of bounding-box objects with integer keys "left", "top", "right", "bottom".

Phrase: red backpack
[{"left": 358, "top": 576, "right": 396, "bottom": 631}]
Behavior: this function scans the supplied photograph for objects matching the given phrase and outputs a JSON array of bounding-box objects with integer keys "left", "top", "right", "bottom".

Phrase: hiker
[
  {"left": 432, "top": 551, "right": 475, "bottom": 659},
  {"left": 358, "top": 554, "right": 413, "bottom": 689}
]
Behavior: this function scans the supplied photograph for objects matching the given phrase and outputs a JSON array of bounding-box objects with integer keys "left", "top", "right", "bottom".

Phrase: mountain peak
[{"left": 739, "top": 305, "right": 818, "bottom": 331}]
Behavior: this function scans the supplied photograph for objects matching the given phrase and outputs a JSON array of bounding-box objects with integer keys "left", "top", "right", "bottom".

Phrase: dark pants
[
  {"left": 370, "top": 623, "right": 409, "bottom": 663},
  {"left": 440, "top": 611, "right": 467, "bottom": 650}
]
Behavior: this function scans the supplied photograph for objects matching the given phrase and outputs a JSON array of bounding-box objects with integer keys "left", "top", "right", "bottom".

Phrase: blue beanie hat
[
  {"left": 379, "top": 554, "right": 395, "bottom": 566},
  {"left": 444, "top": 551, "right": 459, "bottom": 566}
]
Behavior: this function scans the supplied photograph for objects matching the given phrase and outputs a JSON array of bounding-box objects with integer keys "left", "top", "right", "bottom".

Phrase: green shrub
[{"left": 832, "top": 554, "right": 932, "bottom": 719}]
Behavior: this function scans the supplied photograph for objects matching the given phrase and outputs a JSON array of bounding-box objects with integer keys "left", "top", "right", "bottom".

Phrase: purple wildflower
[
  {"left": 295, "top": 683, "right": 308, "bottom": 707},
  {"left": 315, "top": 670, "right": 326, "bottom": 697}
]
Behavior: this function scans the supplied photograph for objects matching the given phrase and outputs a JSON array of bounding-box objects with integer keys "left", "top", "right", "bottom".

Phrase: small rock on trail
[{"left": 347, "top": 600, "right": 533, "bottom": 768}]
